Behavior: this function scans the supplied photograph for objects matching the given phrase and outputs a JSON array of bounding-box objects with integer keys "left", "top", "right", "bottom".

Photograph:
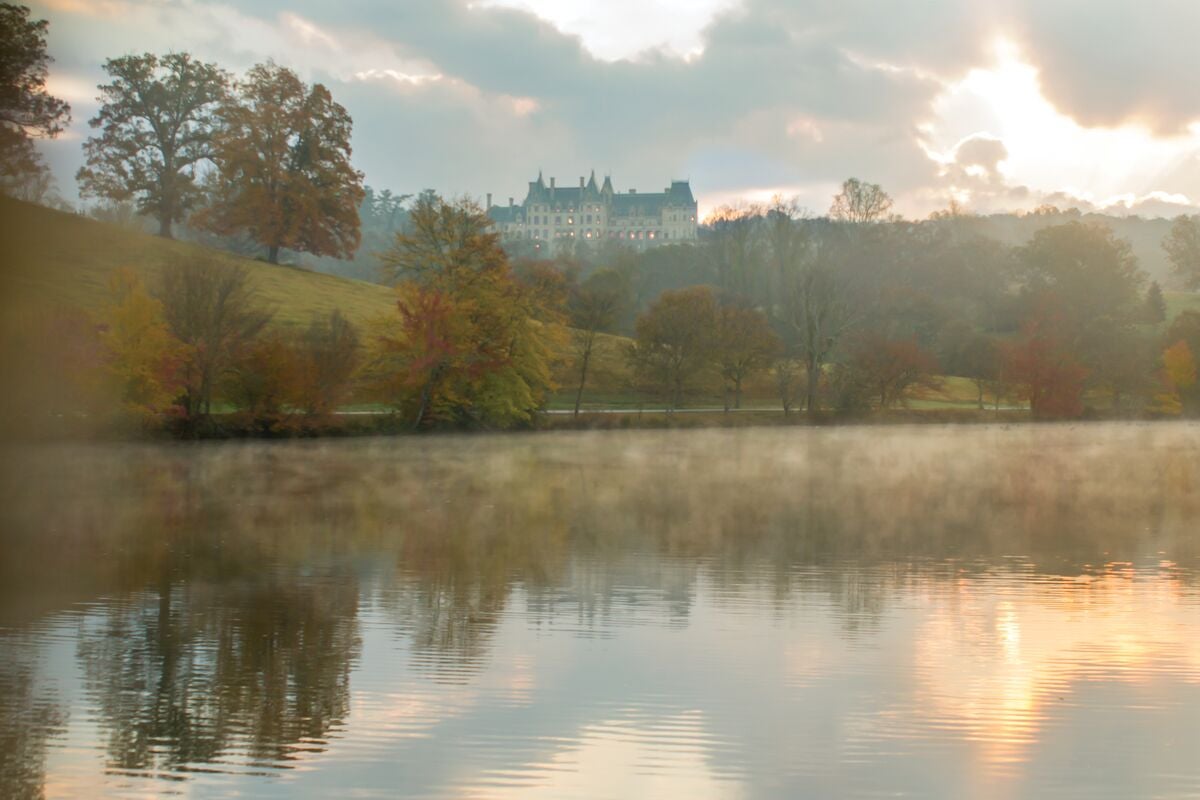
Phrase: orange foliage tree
[
  {"left": 846, "top": 333, "right": 940, "bottom": 409},
  {"left": 200, "top": 62, "right": 364, "bottom": 263}
]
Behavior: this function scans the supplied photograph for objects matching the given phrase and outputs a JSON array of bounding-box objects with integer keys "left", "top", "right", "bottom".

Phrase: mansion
[{"left": 486, "top": 171, "right": 698, "bottom": 254}]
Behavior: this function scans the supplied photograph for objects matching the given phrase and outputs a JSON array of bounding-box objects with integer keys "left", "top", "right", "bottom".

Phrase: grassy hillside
[{"left": 0, "top": 196, "right": 397, "bottom": 330}]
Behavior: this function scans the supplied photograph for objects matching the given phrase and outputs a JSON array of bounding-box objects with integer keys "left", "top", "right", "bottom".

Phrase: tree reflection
[{"left": 0, "top": 650, "right": 67, "bottom": 800}]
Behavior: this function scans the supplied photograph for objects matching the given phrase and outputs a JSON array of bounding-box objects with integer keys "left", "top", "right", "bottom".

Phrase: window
[
  {"left": 585, "top": 230, "right": 592, "bottom": 239},
  {"left": 586, "top": 214, "right": 592, "bottom": 224},
  {"left": 648, "top": 231, "right": 656, "bottom": 239},
  {"left": 556, "top": 216, "right": 562, "bottom": 224},
  {"left": 567, "top": 216, "right": 574, "bottom": 225}
]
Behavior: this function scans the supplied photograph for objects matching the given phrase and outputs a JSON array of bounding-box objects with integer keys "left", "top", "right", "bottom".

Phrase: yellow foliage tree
[
  {"left": 1160, "top": 340, "right": 1198, "bottom": 416},
  {"left": 101, "top": 268, "right": 184, "bottom": 420}
]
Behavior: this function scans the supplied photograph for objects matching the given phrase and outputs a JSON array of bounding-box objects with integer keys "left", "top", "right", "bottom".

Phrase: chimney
[
  {"left": 580, "top": 176, "right": 585, "bottom": 188},
  {"left": 550, "top": 177, "right": 556, "bottom": 189},
  {"left": 508, "top": 197, "right": 514, "bottom": 208},
  {"left": 628, "top": 189, "right": 637, "bottom": 194},
  {"left": 486, "top": 192, "right": 492, "bottom": 209}
]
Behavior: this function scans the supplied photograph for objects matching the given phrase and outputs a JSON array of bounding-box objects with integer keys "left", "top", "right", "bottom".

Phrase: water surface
[{"left": 1, "top": 423, "right": 1199, "bottom": 798}]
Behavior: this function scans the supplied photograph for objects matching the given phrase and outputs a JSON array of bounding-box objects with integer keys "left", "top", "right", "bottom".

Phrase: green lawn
[{"left": 0, "top": 196, "right": 398, "bottom": 332}]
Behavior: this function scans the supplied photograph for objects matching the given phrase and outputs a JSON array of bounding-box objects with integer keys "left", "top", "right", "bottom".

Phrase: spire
[{"left": 586, "top": 169, "right": 598, "bottom": 192}]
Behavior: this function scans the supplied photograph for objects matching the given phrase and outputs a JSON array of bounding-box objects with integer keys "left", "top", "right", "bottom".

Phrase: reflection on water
[{"left": 0, "top": 423, "right": 1198, "bottom": 798}]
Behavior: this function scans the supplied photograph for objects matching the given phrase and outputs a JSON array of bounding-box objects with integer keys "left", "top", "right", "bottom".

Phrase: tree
[
  {"left": 295, "top": 310, "right": 360, "bottom": 415},
  {"left": 0, "top": 3, "right": 70, "bottom": 192},
  {"left": 1163, "top": 215, "right": 1200, "bottom": 290},
  {"left": 629, "top": 286, "right": 719, "bottom": 410},
  {"left": 778, "top": 261, "right": 858, "bottom": 416},
  {"left": 845, "top": 333, "right": 939, "bottom": 409},
  {"left": 225, "top": 332, "right": 301, "bottom": 424},
  {"left": 372, "top": 284, "right": 476, "bottom": 429},
  {"left": 705, "top": 203, "right": 764, "bottom": 300},
  {"left": 567, "top": 268, "right": 628, "bottom": 416},
  {"left": 829, "top": 178, "right": 893, "bottom": 224},
  {"left": 1017, "top": 222, "right": 1144, "bottom": 333},
  {"left": 1162, "top": 340, "right": 1198, "bottom": 416},
  {"left": 1164, "top": 310, "right": 1200, "bottom": 356},
  {"left": 1001, "top": 310, "right": 1089, "bottom": 420},
  {"left": 381, "top": 193, "right": 505, "bottom": 285},
  {"left": 158, "top": 257, "right": 271, "bottom": 420},
  {"left": 714, "top": 303, "right": 780, "bottom": 410},
  {"left": 201, "top": 62, "right": 364, "bottom": 264},
  {"left": 101, "top": 268, "right": 183, "bottom": 420},
  {"left": 1144, "top": 280, "right": 1167, "bottom": 324},
  {"left": 77, "top": 52, "right": 228, "bottom": 238},
  {"left": 372, "top": 196, "right": 560, "bottom": 428}
]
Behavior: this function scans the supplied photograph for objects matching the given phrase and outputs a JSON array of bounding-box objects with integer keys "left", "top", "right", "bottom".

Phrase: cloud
[{"left": 24, "top": 0, "right": 1200, "bottom": 217}]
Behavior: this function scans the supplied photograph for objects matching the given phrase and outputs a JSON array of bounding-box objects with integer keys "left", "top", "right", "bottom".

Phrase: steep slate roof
[
  {"left": 516, "top": 174, "right": 696, "bottom": 214},
  {"left": 487, "top": 205, "right": 522, "bottom": 224}
]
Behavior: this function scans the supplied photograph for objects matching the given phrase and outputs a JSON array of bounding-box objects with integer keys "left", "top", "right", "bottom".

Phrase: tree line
[{"left": 557, "top": 181, "right": 1200, "bottom": 419}]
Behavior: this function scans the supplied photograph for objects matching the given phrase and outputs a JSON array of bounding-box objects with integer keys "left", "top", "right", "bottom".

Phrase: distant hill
[{"left": 0, "top": 196, "right": 397, "bottom": 331}]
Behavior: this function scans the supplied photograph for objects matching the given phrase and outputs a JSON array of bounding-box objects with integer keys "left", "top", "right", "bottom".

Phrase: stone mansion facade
[{"left": 486, "top": 171, "right": 698, "bottom": 254}]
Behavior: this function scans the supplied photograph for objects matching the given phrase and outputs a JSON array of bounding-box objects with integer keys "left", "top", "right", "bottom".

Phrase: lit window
[
  {"left": 585, "top": 231, "right": 592, "bottom": 239},
  {"left": 567, "top": 217, "right": 574, "bottom": 224},
  {"left": 649, "top": 231, "right": 656, "bottom": 239}
]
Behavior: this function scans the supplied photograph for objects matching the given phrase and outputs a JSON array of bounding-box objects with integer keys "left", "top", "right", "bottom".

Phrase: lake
[{"left": 1, "top": 423, "right": 1198, "bottom": 799}]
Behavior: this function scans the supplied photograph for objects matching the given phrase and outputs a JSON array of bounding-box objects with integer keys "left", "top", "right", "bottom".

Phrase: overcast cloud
[{"left": 28, "top": 0, "right": 1200, "bottom": 218}]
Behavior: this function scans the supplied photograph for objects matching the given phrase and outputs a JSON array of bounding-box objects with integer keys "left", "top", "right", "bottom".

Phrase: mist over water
[{"left": 1, "top": 424, "right": 1198, "bottom": 798}]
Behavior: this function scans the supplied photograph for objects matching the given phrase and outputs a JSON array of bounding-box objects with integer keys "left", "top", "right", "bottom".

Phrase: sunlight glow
[{"left": 926, "top": 38, "right": 1200, "bottom": 212}]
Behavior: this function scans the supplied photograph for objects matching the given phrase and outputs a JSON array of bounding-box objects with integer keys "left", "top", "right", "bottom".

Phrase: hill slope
[{"left": 0, "top": 197, "right": 397, "bottom": 330}]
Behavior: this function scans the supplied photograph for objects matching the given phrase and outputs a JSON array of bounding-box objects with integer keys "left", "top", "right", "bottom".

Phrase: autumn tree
[
  {"left": 0, "top": 3, "right": 70, "bottom": 193},
  {"left": 1001, "top": 308, "right": 1089, "bottom": 420},
  {"left": 714, "top": 302, "right": 780, "bottom": 410},
  {"left": 829, "top": 178, "right": 893, "bottom": 224},
  {"left": 295, "top": 310, "right": 360, "bottom": 415},
  {"left": 158, "top": 257, "right": 271, "bottom": 420},
  {"left": 381, "top": 192, "right": 505, "bottom": 284},
  {"left": 372, "top": 196, "right": 559, "bottom": 428},
  {"left": 567, "top": 268, "right": 628, "bottom": 416},
  {"left": 201, "top": 62, "right": 364, "bottom": 263},
  {"left": 1162, "top": 340, "right": 1198, "bottom": 416},
  {"left": 101, "top": 268, "right": 183, "bottom": 421},
  {"left": 845, "top": 333, "right": 939, "bottom": 409},
  {"left": 371, "top": 284, "right": 476, "bottom": 429},
  {"left": 77, "top": 52, "right": 228, "bottom": 238},
  {"left": 1163, "top": 215, "right": 1200, "bottom": 289},
  {"left": 224, "top": 332, "right": 301, "bottom": 424},
  {"left": 629, "top": 286, "right": 719, "bottom": 410}
]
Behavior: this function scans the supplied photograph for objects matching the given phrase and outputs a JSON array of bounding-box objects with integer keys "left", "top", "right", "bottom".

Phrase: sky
[{"left": 26, "top": 0, "right": 1200, "bottom": 219}]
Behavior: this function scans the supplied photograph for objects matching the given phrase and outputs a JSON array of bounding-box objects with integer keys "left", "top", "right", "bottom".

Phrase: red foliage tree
[{"left": 1002, "top": 307, "right": 1089, "bottom": 419}]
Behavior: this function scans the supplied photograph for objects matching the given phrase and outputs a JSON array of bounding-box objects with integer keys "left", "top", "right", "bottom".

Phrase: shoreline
[{"left": 1, "top": 405, "right": 1185, "bottom": 443}]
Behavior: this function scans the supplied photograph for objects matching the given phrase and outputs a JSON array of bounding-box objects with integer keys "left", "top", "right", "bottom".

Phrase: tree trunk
[
  {"left": 805, "top": 357, "right": 821, "bottom": 417},
  {"left": 977, "top": 380, "right": 985, "bottom": 410},
  {"left": 734, "top": 378, "right": 743, "bottom": 410},
  {"left": 158, "top": 216, "right": 173, "bottom": 239},
  {"left": 413, "top": 380, "right": 433, "bottom": 431},
  {"left": 573, "top": 338, "right": 593, "bottom": 417},
  {"left": 268, "top": 245, "right": 280, "bottom": 264}
]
